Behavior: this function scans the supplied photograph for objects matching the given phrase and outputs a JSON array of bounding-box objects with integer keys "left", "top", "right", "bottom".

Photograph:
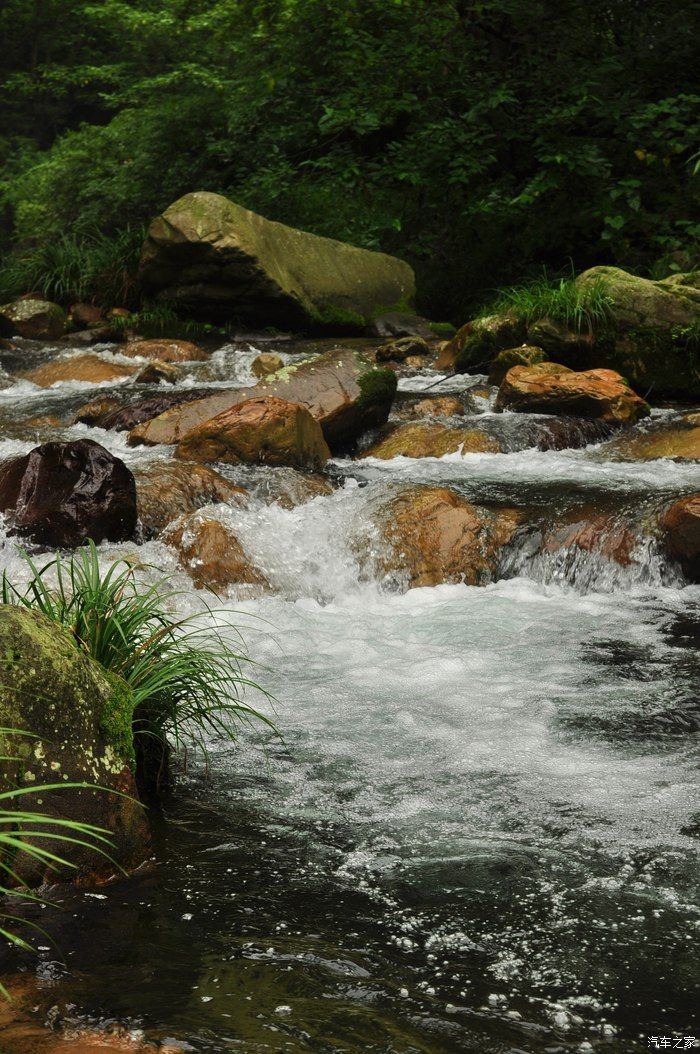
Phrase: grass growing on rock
[
  {"left": 489, "top": 273, "right": 614, "bottom": 333},
  {"left": 1, "top": 543, "right": 272, "bottom": 790}
]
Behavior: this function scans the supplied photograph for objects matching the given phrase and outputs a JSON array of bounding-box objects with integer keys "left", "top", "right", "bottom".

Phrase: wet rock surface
[
  {"left": 661, "top": 494, "right": 700, "bottom": 580},
  {"left": 0, "top": 439, "right": 137, "bottom": 547},
  {"left": 133, "top": 461, "right": 246, "bottom": 537},
  {"left": 162, "top": 510, "right": 268, "bottom": 591},
  {"left": 496, "top": 363, "right": 650, "bottom": 424},
  {"left": 0, "top": 299, "right": 67, "bottom": 340},
  {"left": 22, "top": 353, "right": 139, "bottom": 386}
]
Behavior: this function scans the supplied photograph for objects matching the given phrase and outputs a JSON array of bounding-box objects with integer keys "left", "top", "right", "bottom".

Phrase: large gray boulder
[
  {"left": 128, "top": 348, "right": 397, "bottom": 452},
  {"left": 138, "top": 192, "right": 415, "bottom": 331}
]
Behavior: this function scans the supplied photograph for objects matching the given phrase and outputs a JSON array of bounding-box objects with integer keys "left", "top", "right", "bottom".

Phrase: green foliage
[
  {"left": 489, "top": 274, "right": 615, "bottom": 333},
  {"left": 0, "top": 226, "right": 144, "bottom": 307},
  {"left": 1, "top": 544, "right": 272, "bottom": 787},
  {"left": 0, "top": 0, "right": 698, "bottom": 318},
  {"left": 108, "top": 302, "right": 221, "bottom": 340}
]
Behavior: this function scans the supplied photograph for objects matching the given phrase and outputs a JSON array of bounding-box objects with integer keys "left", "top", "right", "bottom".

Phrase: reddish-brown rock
[
  {"left": 495, "top": 363, "right": 650, "bottom": 424},
  {"left": 395, "top": 396, "right": 465, "bottom": 420},
  {"left": 73, "top": 396, "right": 123, "bottom": 426},
  {"left": 360, "top": 421, "right": 499, "bottom": 459},
  {"left": 380, "top": 486, "right": 521, "bottom": 587},
  {"left": 120, "top": 338, "right": 208, "bottom": 363},
  {"left": 133, "top": 461, "right": 245, "bottom": 537},
  {"left": 661, "top": 495, "right": 700, "bottom": 581},
  {"left": 22, "top": 354, "right": 138, "bottom": 386},
  {"left": 175, "top": 395, "right": 331, "bottom": 468},
  {"left": 0, "top": 439, "right": 137, "bottom": 547},
  {"left": 162, "top": 513, "right": 268, "bottom": 591}
]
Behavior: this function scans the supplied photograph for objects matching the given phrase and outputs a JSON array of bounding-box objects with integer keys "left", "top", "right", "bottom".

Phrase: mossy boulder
[
  {"left": 0, "top": 606, "right": 150, "bottom": 884},
  {"left": 436, "top": 314, "right": 526, "bottom": 373},
  {"left": 139, "top": 191, "right": 415, "bottom": 332},
  {"left": 129, "top": 348, "right": 397, "bottom": 452},
  {"left": 0, "top": 299, "right": 67, "bottom": 341},
  {"left": 488, "top": 344, "right": 546, "bottom": 385},
  {"left": 576, "top": 266, "right": 700, "bottom": 330}
]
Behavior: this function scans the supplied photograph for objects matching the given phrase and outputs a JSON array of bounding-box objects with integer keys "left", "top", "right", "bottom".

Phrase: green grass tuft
[
  {"left": 1, "top": 543, "right": 273, "bottom": 792},
  {"left": 0, "top": 226, "right": 145, "bottom": 309},
  {"left": 488, "top": 273, "right": 614, "bottom": 334}
]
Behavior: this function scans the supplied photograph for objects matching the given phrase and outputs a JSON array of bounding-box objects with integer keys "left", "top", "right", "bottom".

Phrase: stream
[{"left": 0, "top": 336, "right": 698, "bottom": 1053}]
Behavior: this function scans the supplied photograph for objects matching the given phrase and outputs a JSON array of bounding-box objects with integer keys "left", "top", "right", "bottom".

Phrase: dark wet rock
[
  {"left": 488, "top": 344, "right": 546, "bottom": 385},
  {"left": 133, "top": 461, "right": 245, "bottom": 538},
  {"left": 661, "top": 495, "right": 700, "bottom": 581},
  {"left": 376, "top": 336, "right": 432, "bottom": 362},
  {"left": 436, "top": 313, "right": 526, "bottom": 373},
  {"left": 129, "top": 348, "right": 397, "bottom": 452},
  {"left": 100, "top": 388, "right": 216, "bottom": 431},
  {"left": 0, "top": 439, "right": 137, "bottom": 547},
  {"left": 525, "top": 320, "right": 595, "bottom": 366},
  {"left": 379, "top": 486, "right": 521, "bottom": 587},
  {"left": 360, "top": 421, "right": 500, "bottom": 459},
  {"left": 139, "top": 191, "right": 415, "bottom": 331},
  {"left": 175, "top": 395, "right": 331, "bottom": 469},
  {"left": 366, "top": 311, "right": 436, "bottom": 339},
  {"left": 0, "top": 298, "right": 67, "bottom": 340},
  {"left": 0, "top": 605, "right": 150, "bottom": 884},
  {"left": 496, "top": 364, "right": 650, "bottom": 424},
  {"left": 162, "top": 511, "right": 268, "bottom": 591},
  {"left": 134, "top": 360, "right": 181, "bottom": 384},
  {"left": 70, "top": 303, "right": 105, "bottom": 329}
]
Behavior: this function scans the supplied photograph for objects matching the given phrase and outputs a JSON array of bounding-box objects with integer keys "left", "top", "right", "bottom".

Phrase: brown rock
[
  {"left": 376, "top": 336, "right": 431, "bottom": 362},
  {"left": 488, "top": 344, "right": 546, "bottom": 385},
  {"left": 22, "top": 354, "right": 139, "bottom": 386},
  {"left": 436, "top": 313, "right": 526, "bottom": 372},
  {"left": 0, "top": 439, "right": 137, "bottom": 548},
  {"left": 0, "top": 298, "right": 67, "bottom": 340},
  {"left": 381, "top": 486, "right": 521, "bottom": 587},
  {"left": 120, "top": 338, "right": 208, "bottom": 362},
  {"left": 128, "top": 348, "right": 396, "bottom": 450},
  {"left": 661, "top": 495, "right": 700, "bottom": 581},
  {"left": 360, "top": 421, "right": 500, "bottom": 459},
  {"left": 396, "top": 396, "right": 465, "bottom": 420},
  {"left": 543, "top": 514, "right": 636, "bottom": 566},
  {"left": 602, "top": 412, "right": 700, "bottom": 460},
  {"left": 134, "top": 360, "right": 181, "bottom": 384},
  {"left": 70, "top": 302, "right": 105, "bottom": 328},
  {"left": 254, "top": 471, "right": 335, "bottom": 509},
  {"left": 495, "top": 364, "right": 650, "bottom": 424},
  {"left": 133, "top": 461, "right": 245, "bottom": 537},
  {"left": 251, "top": 352, "right": 284, "bottom": 378},
  {"left": 162, "top": 513, "right": 267, "bottom": 591},
  {"left": 175, "top": 395, "right": 331, "bottom": 469},
  {"left": 73, "top": 396, "right": 123, "bottom": 426}
]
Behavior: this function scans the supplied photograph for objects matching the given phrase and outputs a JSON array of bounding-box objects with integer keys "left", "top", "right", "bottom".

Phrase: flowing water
[{"left": 0, "top": 338, "right": 699, "bottom": 1053}]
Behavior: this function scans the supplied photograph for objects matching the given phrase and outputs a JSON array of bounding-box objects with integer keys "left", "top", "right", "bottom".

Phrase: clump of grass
[
  {"left": 1, "top": 543, "right": 272, "bottom": 791},
  {"left": 489, "top": 272, "right": 614, "bottom": 334},
  {"left": 0, "top": 225, "right": 145, "bottom": 309},
  {"left": 0, "top": 731, "right": 114, "bottom": 994},
  {"left": 108, "top": 301, "right": 222, "bottom": 341}
]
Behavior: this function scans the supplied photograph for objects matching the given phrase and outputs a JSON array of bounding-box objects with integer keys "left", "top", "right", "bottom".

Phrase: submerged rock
[
  {"left": 661, "top": 495, "right": 700, "bottom": 581},
  {"left": 139, "top": 191, "right": 415, "bottom": 330},
  {"left": 0, "top": 438, "right": 137, "bottom": 547},
  {"left": 360, "top": 421, "right": 499, "bottom": 459},
  {"left": 133, "top": 461, "right": 245, "bottom": 537},
  {"left": 0, "top": 298, "right": 67, "bottom": 340},
  {"left": 542, "top": 513, "right": 637, "bottom": 567},
  {"left": 495, "top": 363, "right": 650, "bottom": 424},
  {"left": 175, "top": 395, "right": 331, "bottom": 469},
  {"left": 0, "top": 605, "right": 149, "bottom": 884},
  {"left": 22, "top": 354, "right": 139, "bottom": 386},
  {"left": 380, "top": 486, "right": 521, "bottom": 587},
  {"left": 73, "top": 396, "right": 123, "bottom": 426},
  {"left": 251, "top": 351, "right": 284, "bottom": 378},
  {"left": 376, "top": 336, "right": 432, "bottom": 362},
  {"left": 129, "top": 348, "right": 397, "bottom": 451},
  {"left": 120, "top": 338, "right": 209, "bottom": 363},
  {"left": 162, "top": 511, "right": 268, "bottom": 591}
]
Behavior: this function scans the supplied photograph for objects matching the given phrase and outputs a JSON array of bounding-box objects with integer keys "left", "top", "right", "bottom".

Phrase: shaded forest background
[{"left": 0, "top": 0, "right": 698, "bottom": 320}]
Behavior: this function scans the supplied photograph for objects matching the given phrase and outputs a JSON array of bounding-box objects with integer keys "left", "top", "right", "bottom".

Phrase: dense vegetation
[{"left": 0, "top": 0, "right": 698, "bottom": 318}]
